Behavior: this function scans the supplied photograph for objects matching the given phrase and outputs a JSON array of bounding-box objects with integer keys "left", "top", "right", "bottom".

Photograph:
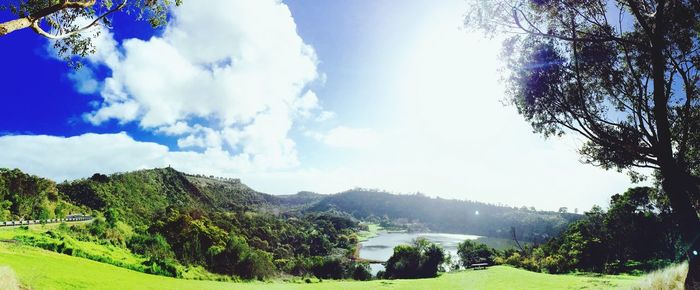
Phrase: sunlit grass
[
  {"left": 0, "top": 242, "right": 642, "bottom": 290},
  {"left": 356, "top": 223, "right": 382, "bottom": 242}
]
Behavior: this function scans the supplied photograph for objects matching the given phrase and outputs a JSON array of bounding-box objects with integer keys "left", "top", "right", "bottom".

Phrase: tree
[
  {"left": 384, "top": 245, "right": 420, "bottom": 279},
  {"left": 351, "top": 263, "right": 373, "bottom": 281},
  {"left": 465, "top": 0, "right": 700, "bottom": 286},
  {"left": 457, "top": 240, "right": 495, "bottom": 267},
  {"left": 0, "top": 0, "right": 182, "bottom": 66},
  {"left": 383, "top": 239, "right": 446, "bottom": 279},
  {"left": 105, "top": 207, "right": 119, "bottom": 227}
]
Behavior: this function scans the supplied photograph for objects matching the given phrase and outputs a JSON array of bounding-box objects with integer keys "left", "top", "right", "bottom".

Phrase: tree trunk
[
  {"left": 660, "top": 169, "right": 700, "bottom": 289},
  {"left": 0, "top": 18, "right": 32, "bottom": 36},
  {"left": 647, "top": 0, "right": 700, "bottom": 287}
]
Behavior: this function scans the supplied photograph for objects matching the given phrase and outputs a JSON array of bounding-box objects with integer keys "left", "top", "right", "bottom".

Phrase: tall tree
[
  {"left": 465, "top": 0, "right": 700, "bottom": 287},
  {"left": 0, "top": 0, "right": 181, "bottom": 65}
]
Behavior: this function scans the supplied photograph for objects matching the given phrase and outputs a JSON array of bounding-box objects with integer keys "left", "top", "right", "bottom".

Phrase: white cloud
[
  {"left": 76, "top": 0, "right": 321, "bottom": 170},
  {"left": 155, "top": 121, "right": 193, "bottom": 136},
  {"left": 67, "top": 68, "right": 100, "bottom": 94},
  {"left": 315, "top": 111, "right": 336, "bottom": 122},
  {"left": 308, "top": 126, "right": 379, "bottom": 149},
  {"left": 294, "top": 90, "right": 320, "bottom": 117},
  {"left": 0, "top": 133, "right": 169, "bottom": 181},
  {"left": 0, "top": 133, "right": 265, "bottom": 182}
]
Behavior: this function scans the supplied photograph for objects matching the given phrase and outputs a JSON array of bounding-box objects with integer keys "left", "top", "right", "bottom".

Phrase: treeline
[
  {"left": 460, "top": 187, "right": 681, "bottom": 275},
  {"left": 0, "top": 169, "right": 80, "bottom": 221},
  {"left": 309, "top": 189, "right": 580, "bottom": 241}
]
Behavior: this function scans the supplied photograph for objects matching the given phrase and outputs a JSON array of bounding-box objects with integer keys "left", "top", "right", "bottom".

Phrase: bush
[
  {"left": 237, "top": 249, "right": 275, "bottom": 280},
  {"left": 505, "top": 252, "right": 522, "bottom": 267},
  {"left": 457, "top": 240, "right": 496, "bottom": 268},
  {"left": 383, "top": 240, "right": 445, "bottom": 279},
  {"left": 351, "top": 263, "right": 372, "bottom": 281},
  {"left": 541, "top": 254, "right": 568, "bottom": 274},
  {"left": 128, "top": 233, "right": 174, "bottom": 261},
  {"left": 311, "top": 257, "right": 345, "bottom": 279},
  {"left": 143, "top": 257, "right": 181, "bottom": 277}
]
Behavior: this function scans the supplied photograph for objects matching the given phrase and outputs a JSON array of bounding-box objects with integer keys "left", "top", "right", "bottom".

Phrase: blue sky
[{"left": 0, "top": 0, "right": 637, "bottom": 211}]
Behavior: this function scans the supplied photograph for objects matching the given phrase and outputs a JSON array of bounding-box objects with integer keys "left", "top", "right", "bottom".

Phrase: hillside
[
  {"left": 0, "top": 243, "right": 641, "bottom": 290},
  {"left": 56, "top": 168, "right": 326, "bottom": 227},
  {"left": 0, "top": 169, "right": 81, "bottom": 221},
  {"left": 3, "top": 167, "right": 580, "bottom": 242},
  {"left": 309, "top": 190, "right": 581, "bottom": 241}
]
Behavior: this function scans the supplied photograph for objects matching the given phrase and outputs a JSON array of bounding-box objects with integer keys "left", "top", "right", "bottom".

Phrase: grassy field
[
  {"left": 0, "top": 242, "right": 642, "bottom": 290},
  {"left": 356, "top": 223, "right": 382, "bottom": 242}
]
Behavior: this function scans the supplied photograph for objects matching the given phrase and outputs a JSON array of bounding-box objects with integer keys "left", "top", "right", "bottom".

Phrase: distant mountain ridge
[
  {"left": 307, "top": 189, "right": 580, "bottom": 241},
  {"left": 3, "top": 167, "right": 578, "bottom": 240}
]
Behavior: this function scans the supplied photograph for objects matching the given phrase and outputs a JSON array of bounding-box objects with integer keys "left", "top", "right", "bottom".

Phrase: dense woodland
[{"left": 453, "top": 187, "right": 683, "bottom": 275}]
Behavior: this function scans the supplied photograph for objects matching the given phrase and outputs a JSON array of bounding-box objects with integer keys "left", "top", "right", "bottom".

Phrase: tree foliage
[
  {"left": 465, "top": 0, "right": 700, "bottom": 285},
  {"left": 383, "top": 238, "right": 445, "bottom": 279},
  {"left": 0, "top": 168, "right": 78, "bottom": 221},
  {"left": 457, "top": 239, "right": 497, "bottom": 267},
  {"left": 0, "top": 0, "right": 182, "bottom": 67},
  {"left": 504, "top": 187, "right": 680, "bottom": 274}
]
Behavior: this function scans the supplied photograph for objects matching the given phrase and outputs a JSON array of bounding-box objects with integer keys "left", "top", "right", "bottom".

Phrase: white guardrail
[{"left": 0, "top": 215, "right": 92, "bottom": 227}]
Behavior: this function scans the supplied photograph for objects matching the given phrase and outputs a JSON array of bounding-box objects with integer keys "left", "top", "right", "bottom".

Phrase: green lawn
[
  {"left": 356, "top": 223, "right": 382, "bottom": 242},
  {"left": 0, "top": 242, "right": 641, "bottom": 290}
]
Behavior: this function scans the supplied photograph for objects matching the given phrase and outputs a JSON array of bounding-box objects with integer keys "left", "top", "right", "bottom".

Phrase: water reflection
[{"left": 359, "top": 232, "right": 481, "bottom": 274}]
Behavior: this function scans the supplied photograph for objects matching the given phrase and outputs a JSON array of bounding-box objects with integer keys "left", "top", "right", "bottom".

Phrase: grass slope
[{"left": 0, "top": 243, "right": 641, "bottom": 290}]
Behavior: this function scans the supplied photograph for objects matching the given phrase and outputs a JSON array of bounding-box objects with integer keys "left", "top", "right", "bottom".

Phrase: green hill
[
  {"left": 0, "top": 242, "right": 641, "bottom": 290},
  {"left": 57, "top": 168, "right": 275, "bottom": 227},
  {"left": 0, "top": 168, "right": 81, "bottom": 221},
  {"left": 57, "top": 168, "right": 325, "bottom": 227},
  {"left": 309, "top": 189, "right": 580, "bottom": 241}
]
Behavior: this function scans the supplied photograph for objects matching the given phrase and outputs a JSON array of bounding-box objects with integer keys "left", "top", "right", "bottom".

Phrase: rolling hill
[{"left": 3, "top": 167, "right": 579, "bottom": 241}]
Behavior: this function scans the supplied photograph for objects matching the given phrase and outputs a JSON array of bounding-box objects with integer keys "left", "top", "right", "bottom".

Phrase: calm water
[{"left": 359, "top": 232, "right": 481, "bottom": 274}]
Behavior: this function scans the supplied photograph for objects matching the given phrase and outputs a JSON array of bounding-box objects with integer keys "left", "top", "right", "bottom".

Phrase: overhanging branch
[{"left": 30, "top": 1, "right": 126, "bottom": 40}]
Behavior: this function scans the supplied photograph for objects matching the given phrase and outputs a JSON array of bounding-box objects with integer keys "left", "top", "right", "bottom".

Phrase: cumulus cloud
[
  {"left": 0, "top": 133, "right": 265, "bottom": 182},
  {"left": 0, "top": 133, "right": 169, "bottom": 181},
  {"left": 75, "top": 0, "right": 325, "bottom": 170}
]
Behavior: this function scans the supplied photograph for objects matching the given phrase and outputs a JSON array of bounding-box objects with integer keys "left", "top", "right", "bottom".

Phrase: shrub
[
  {"left": 143, "top": 257, "right": 182, "bottom": 277},
  {"left": 383, "top": 240, "right": 445, "bottom": 279},
  {"left": 238, "top": 249, "right": 275, "bottom": 280},
  {"left": 505, "top": 252, "right": 522, "bottom": 267},
  {"left": 457, "top": 240, "right": 496, "bottom": 268},
  {"left": 352, "top": 263, "right": 372, "bottom": 281},
  {"left": 631, "top": 263, "right": 687, "bottom": 290},
  {"left": 311, "top": 257, "right": 345, "bottom": 279}
]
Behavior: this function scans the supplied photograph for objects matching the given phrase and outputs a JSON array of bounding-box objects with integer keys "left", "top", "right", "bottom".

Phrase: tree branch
[{"left": 30, "top": 1, "right": 126, "bottom": 40}]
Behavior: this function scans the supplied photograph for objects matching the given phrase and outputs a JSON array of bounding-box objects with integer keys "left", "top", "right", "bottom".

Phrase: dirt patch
[{"left": 0, "top": 266, "right": 22, "bottom": 290}]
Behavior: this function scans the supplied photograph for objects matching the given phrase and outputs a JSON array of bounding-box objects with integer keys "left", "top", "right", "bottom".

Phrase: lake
[{"left": 359, "top": 231, "right": 517, "bottom": 274}]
